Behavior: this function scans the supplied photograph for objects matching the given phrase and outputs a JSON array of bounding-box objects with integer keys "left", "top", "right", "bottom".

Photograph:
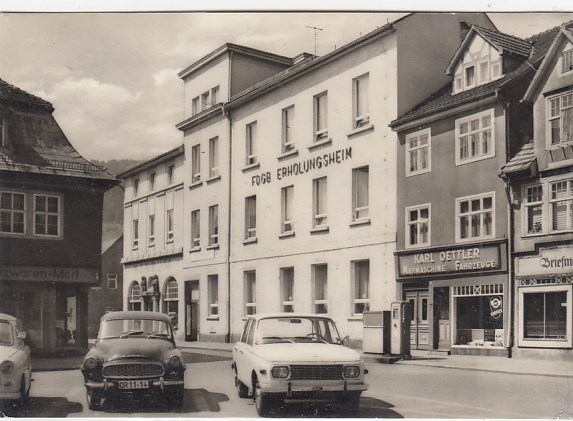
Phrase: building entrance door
[
  {"left": 406, "top": 290, "right": 429, "bottom": 350},
  {"left": 185, "top": 281, "right": 199, "bottom": 342}
]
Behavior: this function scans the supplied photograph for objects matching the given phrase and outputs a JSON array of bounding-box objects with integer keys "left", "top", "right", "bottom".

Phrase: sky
[{"left": 1, "top": 10, "right": 573, "bottom": 162}]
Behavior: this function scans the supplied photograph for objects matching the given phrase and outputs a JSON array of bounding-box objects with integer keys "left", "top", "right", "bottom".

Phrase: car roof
[
  {"left": 0, "top": 313, "right": 17, "bottom": 322},
  {"left": 245, "top": 312, "right": 335, "bottom": 321},
  {"left": 100, "top": 311, "right": 171, "bottom": 323}
]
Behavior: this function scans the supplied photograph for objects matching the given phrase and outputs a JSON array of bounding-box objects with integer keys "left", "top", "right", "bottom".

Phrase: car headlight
[
  {"left": 271, "top": 366, "right": 290, "bottom": 378},
  {"left": 83, "top": 357, "right": 98, "bottom": 370},
  {"left": 343, "top": 366, "right": 360, "bottom": 378},
  {"left": 0, "top": 360, "right": 15, "bottom": 376},
  {"left": 168, "top": 356, "right": 182, "bottom": 368}
]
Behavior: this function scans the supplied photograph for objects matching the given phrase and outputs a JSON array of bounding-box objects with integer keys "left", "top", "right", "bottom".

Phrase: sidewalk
[{"left": 30, "top": 341, "right": 573, "bottom": 378}]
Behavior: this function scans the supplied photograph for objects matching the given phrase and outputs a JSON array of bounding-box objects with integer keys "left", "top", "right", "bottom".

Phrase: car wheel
[
  {"left": 254, "top": 378, "right": 273, "bottom": 417},
  {"left": 235, "top": 375, "right": 249, "bottom": 398},
  {"left": 340, "top": 392, "right": 361, "bottom": 416},
  {"left": 18, "top": 375, "right": 30, "bottom": 406},
  {"left": 86, "top": 388, "right": 102, "bottom": 411}
]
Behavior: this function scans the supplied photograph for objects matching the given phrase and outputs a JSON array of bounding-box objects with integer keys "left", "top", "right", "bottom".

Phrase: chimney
[{"left": 460, "top": 21, "right": 472, "bottom": 41}]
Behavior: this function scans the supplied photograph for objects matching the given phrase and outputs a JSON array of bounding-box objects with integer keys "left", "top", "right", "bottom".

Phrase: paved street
[{"left": 1, "top": 350, "right": 572, "bottom": 418}]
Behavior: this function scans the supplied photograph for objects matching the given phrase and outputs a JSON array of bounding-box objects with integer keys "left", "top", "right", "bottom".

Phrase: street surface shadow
[
  {"left": 101, "top": 388, "right": 229, "bottom": 414},
  {"left": 181, "top": 352, "right": 231, "bottom": 364},
  {"left": 407, "top": 356, "right": 448, "bottom": 361},
  {"left": 250, "top": 396, "right": 403, "bottom": 418},
  {"left": 0, "top": 397, "right": 83, "bottom": 418}
]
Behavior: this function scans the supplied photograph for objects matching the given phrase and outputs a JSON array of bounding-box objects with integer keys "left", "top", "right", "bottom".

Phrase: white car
[
  {"left": 232, "top": 313, "right": 368, "bottom": 416},
  {"left": 0, "top": 313, "right": 32, "bottom": 405}
]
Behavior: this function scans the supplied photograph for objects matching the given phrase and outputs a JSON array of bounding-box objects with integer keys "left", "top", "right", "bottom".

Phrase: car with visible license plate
[
  {"left": 0, "top": 313, "right": 32, "bottom": 406},
  {"left": 80, "top": 311, "right": 185, "bottom": 410},
  {"left": 232, "top": 313, "right": 368, "bottom": 416}
]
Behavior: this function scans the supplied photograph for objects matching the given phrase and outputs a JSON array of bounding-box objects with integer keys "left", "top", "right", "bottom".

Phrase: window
[
  {"left": 244, "top": 270, "right": 256, "bottom": 315},
  {"left": 149, "top": 172, "right": 156, "bottom": 191},
  {"left": 209, "top": 137, "right": 219, "bottom": 178},
  {"left": 352, "top": 166, "right": 369, "bottom": 221},
  {"left": 281, "top": 185, "right": 294, "bottom": 233},
  {"left": 0, "top": 116, "right": 4, "bottom": 147},
  {"left": 406, "top": 128, "right": 431, "bottom": 176},
  {"left": 456, "top": 110, "right": 494, "bottom": 164},
  {"left": 352, "top": 260, "right": 370, "bottom": 315},
  {"left": 132, "top": 219, "right": 139, "bottom": 248},
  {"left": 208, "top": 205, "right": 219, "bottom": 246},
  {"left": 314, "top": 92, "right": 328, "bottom": 141},
  {"left": 0, "top": 192, "right": 25, "bottom": 234},
  {"left": 148, "top": 214, "right": 155, "bottom": 246},
  {"left": 192, "top": 97, "right": 199, "bottom": 115},
  {"left": 128, "top": 282, "right": 142, "bottom": 311},
  {"left": 520, "top": 286, "right": 572, "bottom": 348},
  {"left": 163, "top": 278, "right": 179, "bottom": 329},
  {"left": 312, "top": 264, "right": 328, "bottom": 314},
  {"left": 280, "top": 267, "right": 294, "bottom": 312},
  {"left": 353, "top": 74, "right": 370, "bottom": 128},
  {"left": 208, "top": 275, "right": 219, "bottom": 316},
  {"left": 524, "top": 185, "right": 543, "bottom": 234},
  {"left": 107, "top": 274, "right": 117, "bottom": 289},
  {"left": 313, "top": 177, "right": 327, "bottom": 228},
  {"left": 456, "top": 192, "right": 495, "bottom": 241},
  {"left": 465, "top": 65, "right": 475, "bottom": 88},
  {"left": 548, "top": 91, "right": 573, "bottom": 146},
  {"left": 561, "top": 47, "right": 573, "bottom": 75},
  {"left": 167, "top": 164, "right": 175, "bottom": 184},
  {"left": 133, "top": 179, "right": 139, "bottom": 196},
  {"left": 550, "top": 179, "right": 573, "bottom": 231},
  {"left": 34, "top": 195, "right": 60, "bottom": 236},
  {"left": 246, "top": 122, "right": 257, "bottom": 165},
  {"left": 211, "top": 86, "right": 219, "bottom": 105},
  {"left": 201, "top": 91, "right": 209, "bottom": 109},
  {"left": 191, "top": 209, "right": 200, "bottom": 249},
  {"left": 166, "top": 209, "right": 174, "bottom": 242},
  {"left": 191, "top": 144, "right": 201, "bottom": 183},
  {"left": 245, "top": 195, "right": 256, "bottom": 240},
  {"left": 406, "top": 204, "right": 430, "bottom": 247},
  {"left": 282, "top": 106, "right": 295, "bottom": 153}
]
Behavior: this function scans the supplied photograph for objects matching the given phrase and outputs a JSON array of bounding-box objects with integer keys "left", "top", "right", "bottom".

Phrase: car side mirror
[
  {"left": 17, "top": 331, "right": 27, "bottom": 340},
  {"left": 341, "top": 335, "right": 350, "bottom": 347}
]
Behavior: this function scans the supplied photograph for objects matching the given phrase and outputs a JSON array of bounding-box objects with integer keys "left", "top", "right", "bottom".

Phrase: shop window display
[
  {"left": 455, "top": 294, "right": 504, "bottom": 347},
  {"left": 523, "top": 291, "right": 567, "bottom": 339}
]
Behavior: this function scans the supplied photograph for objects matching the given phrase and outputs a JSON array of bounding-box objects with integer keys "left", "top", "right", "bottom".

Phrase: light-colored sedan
[
  {"left": 0, "top": 313, "right": 32, "bottom": 404},
  {"left": 232, "top": 313, "right": 368, "bottom": 417}
]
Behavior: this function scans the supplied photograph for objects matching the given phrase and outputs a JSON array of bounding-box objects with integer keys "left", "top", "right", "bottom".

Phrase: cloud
[{"left": 153, "top": 68, "right": 179, "bottom": 87}]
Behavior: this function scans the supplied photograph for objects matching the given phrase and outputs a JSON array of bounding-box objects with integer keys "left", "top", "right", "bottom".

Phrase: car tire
[
  {"left": 254, "top": 378, "right": 274, "bottom": 417},
  {"left": 17, "top": 375, "right": 30, "bottom": 406},
  {"left": 236, "top": 375, "right": 249, "bottom": 398},
  {"left": 86, "top": 388, "right": 102, "bottom": 411},
  {"left": 340, "top": 392, "right": 361, "bottom": 416}
]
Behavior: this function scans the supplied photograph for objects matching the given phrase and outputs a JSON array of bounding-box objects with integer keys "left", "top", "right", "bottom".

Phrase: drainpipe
[{"left": 224, "top": 53, "right": 233, "bottom": 344}]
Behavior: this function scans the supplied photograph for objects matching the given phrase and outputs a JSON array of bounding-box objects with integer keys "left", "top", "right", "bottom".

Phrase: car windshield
[
  {"left": 256, "top": 317, "right": 342, "bottom": 345},
  {"left": 99, "top": 318, "right": 172, "bottom": 340},
  {"left": 0, "top": 321, "right": 14, "bottom": 346}
]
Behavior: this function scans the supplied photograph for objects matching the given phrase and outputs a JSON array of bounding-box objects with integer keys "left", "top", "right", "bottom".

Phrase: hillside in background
[{"left": 92, "top": 159, "right": 141, "bottom": 248}]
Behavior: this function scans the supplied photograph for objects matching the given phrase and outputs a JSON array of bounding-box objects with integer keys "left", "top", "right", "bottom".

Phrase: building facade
[
  {"left": 502, "top": 23, "right": 573, "bottom": 360},
  {"left": 0, "top": 78, "right": 117, "bottom": 354},
  {"left": 119, "top": 147, "right": 186, "bottom": 339},
  {"left": 391, "top": 25, "right": 558, "bottom": 356}
]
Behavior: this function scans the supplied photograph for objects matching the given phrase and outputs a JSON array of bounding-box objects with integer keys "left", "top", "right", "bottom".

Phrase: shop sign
[
  {"left": 489, "top": 296, "right": 503, "bottom": 319},
  {"left": 516, "top": 246, "right": 573, "bottom": 277},
  {"left": 0, "top": 265, "right": 98, "bottom": 283},
  {"left": 251, "top": 147, "right": 352, "bottom": 186},
  {"left": 398, "top": 244, "right": 501, "bottom": 278}
]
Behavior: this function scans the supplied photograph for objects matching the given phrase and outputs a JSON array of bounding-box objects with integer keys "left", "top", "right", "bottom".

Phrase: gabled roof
[
  {"left": 391, "top": 23, "right": 561, "bottom": 129},
  {"left": 0, "top": 78, "right": 53, "bottom": 112},
  {"left": 116, "top": 145, "right": 184, "bottom": 179},
  {"left": 0, "top": 78, "right": 116, "bottom": 184},
  {"left": 523, "top": 24, "right": 573, "bottom": 102},
  {"left": 500, "top": 141, "right": 536, "bottom": 179}
]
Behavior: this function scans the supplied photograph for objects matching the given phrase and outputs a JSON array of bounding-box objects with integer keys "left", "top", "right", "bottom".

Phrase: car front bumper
[
  {"left": 260, "top": 380, "right": 368, "bottom": 396},
  {"left": 85, "top": 378, "right": 183, "bottom": 391}
]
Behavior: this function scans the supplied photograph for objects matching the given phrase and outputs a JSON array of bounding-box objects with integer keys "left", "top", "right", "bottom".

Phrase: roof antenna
[{"left": 306, "top": 26, "right": 323, "bottom": 56}]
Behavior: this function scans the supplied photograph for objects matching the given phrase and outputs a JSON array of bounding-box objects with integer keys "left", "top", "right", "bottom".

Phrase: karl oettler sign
[
  {"left": 398, "top": 244, "right": 501, "bottom": 278},
  {"left": 516, "top": 246, "right": 573, "bottom": 277},
  {"left": 0, "top": 265, "right": 98, "bottom": 283}
]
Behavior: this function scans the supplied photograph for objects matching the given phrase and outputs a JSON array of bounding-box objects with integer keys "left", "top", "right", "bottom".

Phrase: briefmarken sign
[
  {"left": 516, "top": 246, "right": 573, "bottom": 277},
  {"left": 0, "top": 265, "right": 98, "bottom": 283}
]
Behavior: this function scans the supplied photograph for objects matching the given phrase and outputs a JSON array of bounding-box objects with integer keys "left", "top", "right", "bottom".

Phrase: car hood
[
  {"left": 252, "top": 343, "right": 362, "bottom": 363},
  {"left": 0, "top": 346, "right": 17, "bottom": 361},
  {"left": 89, "top": 338, "right": 175, "bottom": 361}
]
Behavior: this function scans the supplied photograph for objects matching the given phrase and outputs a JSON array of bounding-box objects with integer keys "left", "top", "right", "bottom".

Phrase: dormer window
[
  {"left": 560, "top": 46, "right": 573, "bottom": 76},
  {"left": 453, "top": 35, "right": 502, "bottom": 94}
]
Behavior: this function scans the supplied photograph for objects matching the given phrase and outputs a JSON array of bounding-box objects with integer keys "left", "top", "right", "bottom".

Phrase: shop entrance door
[
  {"left": 406, "top": 291, "right": 429, "bottom": 350},
  {"left": 185, "top": 281, "right": 199, "bottom": 342}
]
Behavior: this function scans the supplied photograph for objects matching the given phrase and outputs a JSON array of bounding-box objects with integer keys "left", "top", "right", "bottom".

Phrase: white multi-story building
[{"left": 120, "top": 12, "right": 496, "bottom": 345}]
